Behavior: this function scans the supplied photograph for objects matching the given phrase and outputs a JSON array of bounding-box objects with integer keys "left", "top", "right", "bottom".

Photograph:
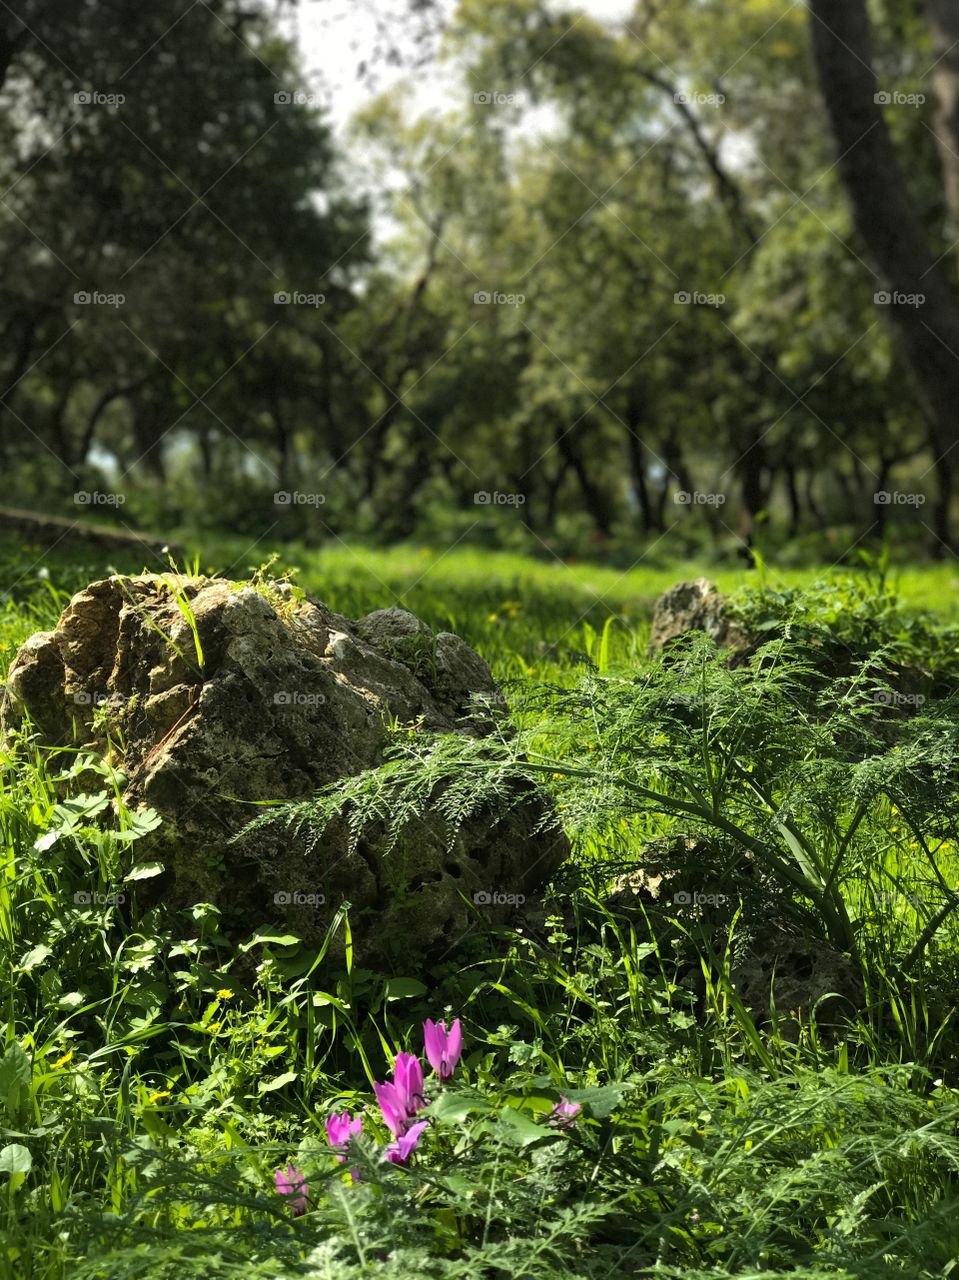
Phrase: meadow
[{"left": 3, "top": 535, "right": 959, "bottom": 1279}]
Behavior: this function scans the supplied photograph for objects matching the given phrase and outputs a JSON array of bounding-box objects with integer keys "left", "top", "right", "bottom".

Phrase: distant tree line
[{"left": 1, "top": 0, "right": 957, "bottom": 555}]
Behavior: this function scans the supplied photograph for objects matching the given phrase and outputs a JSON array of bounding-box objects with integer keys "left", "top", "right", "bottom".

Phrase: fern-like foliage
[{"left": 240, "top": 630, "right": 959, "bottom": 967}]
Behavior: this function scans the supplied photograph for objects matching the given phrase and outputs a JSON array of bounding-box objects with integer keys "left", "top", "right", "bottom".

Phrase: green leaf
[
  {"left": 384, "top": 977, "right": 428, "bottom": 1001},
  {"left": 426, "top": 1089, "right": 494, "bottom": 1124},
  {"left": 0, "top": 1144, "right": 31, "bottom": 1175},
  {"left": 124, "top": 862, "right": 165, "bottom": 883},
  {"left": 561, "top": 1084, "right": 630, "bottom": 1119},
  {"left": 18, "top": 944, "right": 52, "bottom": 972},
  {"left": 239, "top": 933, "right": 301, "bottom": 952},
  {"left": 258, "top": 1071, "right": 297, "bottom": 1093},
  {"left": 127, "top": 808, "right": 163, "bottom": 838},
  {"left": 311, "top": 992, "right": 350, "bottom": 1011},
  {"left": 495, "top": 1106, "right": 553, "bottom": 1147}
]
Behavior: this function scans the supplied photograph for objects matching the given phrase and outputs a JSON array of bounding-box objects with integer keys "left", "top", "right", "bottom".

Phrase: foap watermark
[
  {"left": 473, "top": 290, "right": 525, "bottom": 306},
  {"left": 74, "top": 890, "right": 125, "bottom": 905},
  {"left": 674, "top": 90, "right": 725, "bottom": 107},
  {"left": 74, "top": 291, "right": 125, "bottom": 308},
  {"left": 71, "top": 690, "right": 108, "bottom": 706},
  {"left": 872, "top": 690, "right": 926, "bottom": 708},
  {"left": 675, "top": 490, "right": 726, "bottom": 506},
  {"left": 875, "top": 90, "right": 926, "bottom": 107},
  {"left": 874, "top": 290, "right": 925, "bottom": 308},
  {"left": 75, "top": 90, "right": 125, "bottom": 107},
  {"left": 75, "top": 490, "right": 125, "bottom": 506},
  {"left": 673, "top": 890, "right": 727, "bottom": 907},
  {"left": 274, "top": 90, "right": 323, "bottom": 106},
  {"left": 474, "top": 490, "right": 526, "bottom": 506},
  {"left": 473, "top": 90, "right": 526, "bottom": 107},
  {"left": 274, "top": 291, "right": 325, "bottom": 307},
  {"left": 674, "top": 290, "right": 725, "bottom": 307},
  {"left": 273, "top": 691, "right": 327, "bottom": 707},
  {"left": 873, "top": 491, "right": 925, "bottom": 506},
  {"left": 473, "top": 889, "right": 526, "bottom": 906},
  {"left": 274, "top": 491, "right": 326, "bottom": 506},
  {"left": 873, "top": 890, "right": 925, "bottom": 908},
  {"left": 274, "top": 889, "right": 326, "bottom": 906}
]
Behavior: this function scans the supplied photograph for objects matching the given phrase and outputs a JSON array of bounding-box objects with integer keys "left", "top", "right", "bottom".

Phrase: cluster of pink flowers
[
  {"left": 274, "top": 1016, "right": 581, "bottom": 1216},
  {"left": 374, "top": 1018, "right": 463, "bottom": 1163}
]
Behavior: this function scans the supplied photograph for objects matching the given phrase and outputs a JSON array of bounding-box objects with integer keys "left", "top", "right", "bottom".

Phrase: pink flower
[
  {"left": 549, "top": 1096, "right": 581, "bottom": 1130},
  {"left": 392, "top": 1051, "right": 425, "bottom": 1117},
  {"left": 274, "top": 1162, "right": 308, "bottom": 1216},
  {"left": 374, "top": 1081, "right": 410, "bottom": 1138},
  {"left": 385, "top": 1119, "right": 428, "bottom": 1165},
  {"left": 325, "top": 1110, "right": 362, "bottom": 1163},
  {"left": 423, "top": 1018, "right": 462, "bottom": 1082},
  {"left": 374, "top": 1051, "right": 426, "bottom": 1137}
]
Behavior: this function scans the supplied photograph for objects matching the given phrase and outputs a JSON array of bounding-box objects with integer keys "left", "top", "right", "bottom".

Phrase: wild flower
[
  {"left": 325, "top": 1109, "right": 363, "bottom": 1152},
  {"left": 374, "top": 1051, "right": 426, "bottom": 1137},
  {"left": 274, "top": 1162, "right": 308, "bottom": 1216},
  {"left": 385, "top": 1120, "right": 428, "bottom": 1165},
  {"left": 549, "top": 1096, "right": 581, "bottom": 1129},
  {"left": 423, "top": 1018, "right": 462, "bottom": 1082}
]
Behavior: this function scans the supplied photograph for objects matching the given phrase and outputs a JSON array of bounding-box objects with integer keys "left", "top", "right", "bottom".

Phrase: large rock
[
  {"left": 1, "top": 575, "right": 567, "bottom": 962},
  {"left": 649, "top": 578, "right": 751, "bottom": 658}
]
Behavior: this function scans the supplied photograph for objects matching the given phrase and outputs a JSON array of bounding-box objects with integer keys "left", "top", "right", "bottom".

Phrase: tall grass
[{"left": 2, "top": 539, "right": 959, "bottom": 1277}]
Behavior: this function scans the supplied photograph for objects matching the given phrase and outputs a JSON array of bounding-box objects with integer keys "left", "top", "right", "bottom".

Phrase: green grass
[{"left": 3, "top": 534, "right": 959, "bottom": 1277}]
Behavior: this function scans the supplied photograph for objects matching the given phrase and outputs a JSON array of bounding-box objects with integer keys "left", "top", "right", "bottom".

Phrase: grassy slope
[{"left": 2, "top": 537, "right": 959, "bottom": 1277}]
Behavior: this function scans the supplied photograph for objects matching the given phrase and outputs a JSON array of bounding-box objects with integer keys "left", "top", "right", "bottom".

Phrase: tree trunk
[
  {"left": 809, "top": 0, "right": 959, "bottom": 546},
  {"left": 0, "top": 19, "right": 27, "bottom": 94},
  {"left": 932, "top": 445, "right": 953, "bottom": 555},
  {"left": 735, "top": 428, "right": 769, "bottom": 540},
  {"left": 555, "top": 424, "right": 613, "bottom": 537},
  {"left": 926, "top": 0, "right": 959, "bottom": 231},
  {"left": 804, "top": 469, "right": 824, "bottom": 527},
  {"left": 624, "top": 396, "right": 656, "bottom": 532},
  {"left": 782, "top": 459, "right": 802, "bottom": 538}
]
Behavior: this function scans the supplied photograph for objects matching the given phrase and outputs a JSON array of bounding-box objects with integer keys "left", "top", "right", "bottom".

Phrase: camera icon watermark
[
  {"left": 73, "top": 890, "right": 125, "bottom": 905},
  {"left": 672, "top": 890, "right": 727, "bottom": 907},
  {"left": 273, "top": 691, "right": 327, "bottom": 707},
  {"left": 74, "top": 291, "right": 125, "bottom": 308},
  {"left": 674, "top": 289, "right": 725, "bottom": 307},
  {"left": 473, "top": 490, "right": 526, "bottom": 506},
  {"left": 872, "top": 690, "right": 926, "bottom": 707},
  {"left": 473, "top": 290, "right": 525, "bottom": 306},
  {"left": 874, "top": 289, "right": 924, "bottom": 307},
  {"left": 674, "top": 90, "right": 725, "bottom": 107},
  {"left": 873, "top": 491, "right": 925, "bottom": 506},
  {"left": 874, "top": 89, "right": 925, "bottom": 107},
  {"left": 273, "top": 491, "right": 326, "bottom": 506},
  {"left": 74, "top": 90, "right": 125, "bottom": 107},
  {"left": 274, "top": 290, "right": 325, "bottom": 307},
  {"left": 274, "top": 90, "right": 322, "bottom": 106},
  {"left": 473, "top": 90, "right": 526, "bottom": 106},
  {"left": 74, "top": 490, "right": 125, "bottom": 506},
  {"left": 473, "top": 889, "right": 526, "bottom": 906},
  {"left": 71, "top": 690, "right": 108, "bottom": 706},
  {"left": 674, "top": 490, "right": 726, "bottom": 506},
  {"left": 273, "top": 889, "right": 326, "bottom": 906}
]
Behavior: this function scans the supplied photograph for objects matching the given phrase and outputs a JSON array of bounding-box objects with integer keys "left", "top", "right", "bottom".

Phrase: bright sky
[{"left": 283, "top": 0, "right": 637, "bottom": 132}]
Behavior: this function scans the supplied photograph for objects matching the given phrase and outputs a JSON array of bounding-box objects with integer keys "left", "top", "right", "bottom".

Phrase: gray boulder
[{"left": 1, "top": 575, "right": 567, "bottom": 962}]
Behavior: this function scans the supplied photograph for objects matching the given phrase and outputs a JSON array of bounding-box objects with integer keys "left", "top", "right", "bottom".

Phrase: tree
[{"left": 808, "top": 0, "right": 959, "bottom": 548}]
